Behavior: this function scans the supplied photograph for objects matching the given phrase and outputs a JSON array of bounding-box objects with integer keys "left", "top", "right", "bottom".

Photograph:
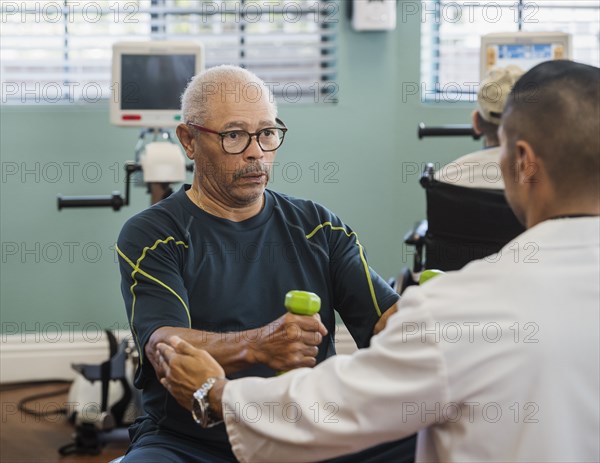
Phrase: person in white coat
[{"left": 156, "top": 60, "right": 600, "bottom": 463}]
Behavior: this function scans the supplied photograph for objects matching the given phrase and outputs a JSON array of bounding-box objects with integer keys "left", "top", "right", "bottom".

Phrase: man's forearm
[
  {"left": 147, "top": 326, "right": 262, "bottom": 375},
  {"left": 148, "top": 313, "right": 327, "bottom": 380}
]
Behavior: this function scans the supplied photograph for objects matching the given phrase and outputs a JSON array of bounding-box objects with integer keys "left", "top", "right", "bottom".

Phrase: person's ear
[
  {"left": 176, "top": 124, "right": 196, "bottom": 160},
  {"left": 472, "top": 110, "right": 482, "bottom": 135},
  {"left": 514, "top": 140, "right": 540, "bottom": 185}
]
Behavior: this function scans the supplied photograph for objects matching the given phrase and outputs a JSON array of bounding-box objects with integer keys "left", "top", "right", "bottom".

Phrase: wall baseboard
[
  {"left": 0, "top": 326, "right": 358, "bottom": 384},
  {"left": 0, "top": 330, "right": 131, "bottom": 384}
]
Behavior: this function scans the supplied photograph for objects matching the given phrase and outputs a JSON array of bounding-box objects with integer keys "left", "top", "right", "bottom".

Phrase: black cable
[
  {"left": 9, "top": 380, "right": 72, "bottom": 418},
  {"left": 0, "top": 379, "right": 70, "bottom": 392}
]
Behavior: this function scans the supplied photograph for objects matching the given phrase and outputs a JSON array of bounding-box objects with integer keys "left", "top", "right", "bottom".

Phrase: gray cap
[{"left": 477, "top": 65, "right": 524, "bottom": 125}]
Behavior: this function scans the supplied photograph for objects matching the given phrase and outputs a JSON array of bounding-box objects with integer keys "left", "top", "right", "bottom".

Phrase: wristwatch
[{"left": 192, "top": 377, "right": 224, "bottom": 428}]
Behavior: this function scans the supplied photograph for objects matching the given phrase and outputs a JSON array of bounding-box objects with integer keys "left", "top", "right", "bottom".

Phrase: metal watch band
[{"left": 191, "top": 377, "right": 223, "bottom": 428}]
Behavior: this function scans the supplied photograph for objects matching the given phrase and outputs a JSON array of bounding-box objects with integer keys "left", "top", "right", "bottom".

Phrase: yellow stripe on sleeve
[
  {"left": 305, "top": 222, "right": 382, "bottom": 317},
  {"left": 116, "top": 237, "right": 189, "bottom": 363}
]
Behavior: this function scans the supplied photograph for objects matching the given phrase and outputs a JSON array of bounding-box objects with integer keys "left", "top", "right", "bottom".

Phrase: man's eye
[
  {"left": 261, "top": 129, "right": 274, "bottom": 137},
  {"left": 226, "top": 131, "right": 243, "bottom": 140}
]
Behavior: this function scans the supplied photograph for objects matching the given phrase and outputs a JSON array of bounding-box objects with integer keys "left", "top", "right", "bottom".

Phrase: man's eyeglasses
[{"left": 186, "top": 118, "right": 288, "bottom": 155}]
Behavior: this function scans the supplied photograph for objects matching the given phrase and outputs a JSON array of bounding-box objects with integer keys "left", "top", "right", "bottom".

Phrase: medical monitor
[
  {"left": 110, "top": 41, "right": 204, "bottom": 128},
  {"left": 480, "top": 32, "right": 572, "bottom": 79}
]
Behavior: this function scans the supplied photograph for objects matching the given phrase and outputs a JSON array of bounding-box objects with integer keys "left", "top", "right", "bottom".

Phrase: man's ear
[
  {"left": 471, "top": 110, "right": 482, "bottom": 135},
  {"left": 176, "top": 124, "right": 196, "bottom": 160},
  {"left": 514, "top": 140, "right": 540, "bottom": 185}
]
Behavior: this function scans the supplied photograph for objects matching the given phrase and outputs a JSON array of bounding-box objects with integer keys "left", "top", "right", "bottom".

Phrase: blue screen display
[{"left": 498, "top": 44, "right": 553, "bottom": 60}]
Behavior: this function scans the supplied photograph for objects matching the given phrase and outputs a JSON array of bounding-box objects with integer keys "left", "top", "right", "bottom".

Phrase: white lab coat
[{"left": 222, "top": 217, "right": 600, "bottom": 463}]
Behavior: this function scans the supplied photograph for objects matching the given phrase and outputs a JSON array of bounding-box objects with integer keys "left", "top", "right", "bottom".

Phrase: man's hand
[
  {"left": 373, "top": 303, "right": 398, "bottom": 335},
  {"left": 157, "top": 336, "right": 225, "bottom": 411},
  {"left": 248, "top": 312, "right": 328, "bottom": 371},
  {"left": 146, "top": 338, "right": 167, "bottom": 380}
]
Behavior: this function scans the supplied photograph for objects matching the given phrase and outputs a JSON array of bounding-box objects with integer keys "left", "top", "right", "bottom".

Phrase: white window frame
[
  {"left": 0, "top": 0, "right": 340, "bottom": 105},
  {"left": 420, "top": 0, "right": 600, "bottom": 103}
]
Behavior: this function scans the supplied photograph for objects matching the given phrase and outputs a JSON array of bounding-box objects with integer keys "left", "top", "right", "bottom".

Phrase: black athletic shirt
[{"left": 117, "top": 185, "right": 399, "bottom": 445}]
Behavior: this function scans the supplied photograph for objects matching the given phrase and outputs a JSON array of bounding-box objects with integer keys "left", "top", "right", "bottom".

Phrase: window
[
  {"left": 420, "top": 0, "right": 600, "bottom": 102},
  {"left": 0, "top": 0, "right": 339, "bottom": 104}
]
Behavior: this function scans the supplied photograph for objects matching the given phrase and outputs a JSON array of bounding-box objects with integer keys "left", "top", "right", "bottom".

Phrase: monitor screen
[
  {"left": 111, "top": 41, "right": 204, "bottom": 128},
  {"left": 121, "top": 54, "right": 196, "bottom": 110},
  {"left": 481, "top": 32, "right": 571, "bottom": 79}
]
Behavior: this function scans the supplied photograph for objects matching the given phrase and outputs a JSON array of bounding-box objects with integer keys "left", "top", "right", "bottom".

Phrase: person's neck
[
  {"left": 527, "top": 198, "right": 600, "bottom": 228},
  {"left": 483, "top": 137, "right": 499, "bottom": 149},
  {"left": 187, "top": 185, "right": 265, "bottom": 222}
]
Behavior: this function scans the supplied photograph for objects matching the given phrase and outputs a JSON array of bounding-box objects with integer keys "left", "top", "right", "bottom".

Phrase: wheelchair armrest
[
  {"left": 404, "top": 220, "right": 428, "bottom": 246},
  {"left": 420, "top": 163, "right": 436, "bottom": 188}
]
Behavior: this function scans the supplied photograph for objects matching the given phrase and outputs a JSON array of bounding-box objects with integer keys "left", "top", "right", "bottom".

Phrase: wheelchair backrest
[{"left": 421, "top": 164, "right": 525, "bottom": 270}]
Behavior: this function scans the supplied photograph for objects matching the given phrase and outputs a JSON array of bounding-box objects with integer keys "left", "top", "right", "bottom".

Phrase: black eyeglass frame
[{"left": 186, "top": 118, "right": 288, "bottom": 155}]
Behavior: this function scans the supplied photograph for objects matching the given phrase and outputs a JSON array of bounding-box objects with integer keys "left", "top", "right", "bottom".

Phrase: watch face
[{"left": 192, "top": 394, "right": 206, "bottom": 426}]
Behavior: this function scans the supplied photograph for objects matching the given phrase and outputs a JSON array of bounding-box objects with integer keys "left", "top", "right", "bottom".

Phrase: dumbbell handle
[{"left": 278, "top": 290, "right": 321, "bottom": 375}]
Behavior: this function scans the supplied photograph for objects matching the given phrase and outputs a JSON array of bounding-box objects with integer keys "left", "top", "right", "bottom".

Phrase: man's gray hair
[{"left": 181, "top": 65, "right": 277, "bottom": 125}]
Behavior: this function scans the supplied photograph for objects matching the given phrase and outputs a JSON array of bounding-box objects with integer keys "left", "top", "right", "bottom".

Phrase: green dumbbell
[
  {"left": 419, "top": 269, "right": 445, "bottom": 285},
  {"left": 284, "top": 290, "right": 321, "bottom": 316},
  {"left": 278, "top": 290, "right": 321, "bottom": 375}
]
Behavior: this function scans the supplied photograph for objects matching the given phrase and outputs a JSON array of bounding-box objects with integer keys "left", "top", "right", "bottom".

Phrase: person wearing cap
[{"left": 435, "top": 65, "right": 524, "bottom": 189}]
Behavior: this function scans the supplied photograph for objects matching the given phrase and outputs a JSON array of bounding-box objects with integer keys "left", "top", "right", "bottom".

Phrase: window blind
[
  {"left": 0, "top": 0, "right": 339, "bottom": 104},
  {"left": 420, "top": 0, "right": 600, "bottom": 102}
]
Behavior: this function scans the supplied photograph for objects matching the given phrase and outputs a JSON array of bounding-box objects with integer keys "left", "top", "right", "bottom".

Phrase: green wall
[{"left": 0, "top": 10, "right": 482, "bottom": 335}]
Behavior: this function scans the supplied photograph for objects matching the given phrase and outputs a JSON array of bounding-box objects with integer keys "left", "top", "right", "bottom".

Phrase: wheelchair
[{"left": 394, "top": 163, "right": 525, "bottom": 294}]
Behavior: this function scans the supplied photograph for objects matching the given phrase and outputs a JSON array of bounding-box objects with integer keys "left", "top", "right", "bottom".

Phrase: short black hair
[{"left": 503, "top": 60, "right": 600, "bottom": 196}]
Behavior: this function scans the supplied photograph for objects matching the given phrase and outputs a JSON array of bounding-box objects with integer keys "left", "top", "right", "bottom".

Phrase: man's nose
[{"left": 242, "top": 135, "right": 265, "bottom": 160}]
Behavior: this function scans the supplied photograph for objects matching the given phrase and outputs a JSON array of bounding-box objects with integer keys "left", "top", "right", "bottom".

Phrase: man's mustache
[{"left": 233, "top": 163, "right": 271, "bottom": 181}]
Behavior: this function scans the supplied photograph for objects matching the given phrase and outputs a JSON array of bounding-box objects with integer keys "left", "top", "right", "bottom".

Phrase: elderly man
[
  {"left": 157, "top": 60, "right": 600, "bottom": 462},
  {"left": 116, "top": 65, "right": 410, "bottom": 462},
  {"left": 435, "top": 65, "right": 524, "bottom": 189}
]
